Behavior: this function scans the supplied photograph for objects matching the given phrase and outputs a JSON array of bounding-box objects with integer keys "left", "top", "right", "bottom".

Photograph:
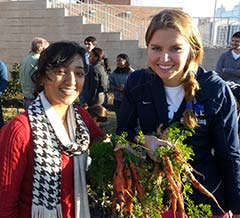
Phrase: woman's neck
[{"left": 52, "top": 105, "right": 69, "bottom": 133}]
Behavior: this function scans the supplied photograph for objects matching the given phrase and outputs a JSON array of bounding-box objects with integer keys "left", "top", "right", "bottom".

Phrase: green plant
[
  {"left": 1, "top": 63, "right": 23, "bottom": 108},
  {"left": 88, "top": 125, "right": 224, "bottom": 218},
  {"left": 88, "top": 136, "right": 116, "bottom": 215},
  {"left": 88, "top": 136, "right": 116, "bottom": 190}
]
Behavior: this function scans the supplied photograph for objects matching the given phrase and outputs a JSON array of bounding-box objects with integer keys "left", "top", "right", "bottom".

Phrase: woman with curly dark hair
[{"left": 0, "top": 41, "right": 104, "bottom": 218}]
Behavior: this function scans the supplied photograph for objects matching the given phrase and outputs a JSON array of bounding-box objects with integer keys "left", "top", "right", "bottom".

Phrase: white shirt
[
  {"left": 164, "top": 85, "right": 184, "bottom": 120},
  {"left": 232, "top": 50, "right": 240, "bottom": 60}
]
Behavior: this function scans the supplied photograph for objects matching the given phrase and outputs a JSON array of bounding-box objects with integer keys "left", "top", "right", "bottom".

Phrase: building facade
[{"left": 215, "top": 3, "right": 240, "bottom": 46}]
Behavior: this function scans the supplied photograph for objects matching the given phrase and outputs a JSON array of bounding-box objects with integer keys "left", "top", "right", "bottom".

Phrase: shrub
[{"left": 1, "top": 63, "right": 23, "bottom": 108}]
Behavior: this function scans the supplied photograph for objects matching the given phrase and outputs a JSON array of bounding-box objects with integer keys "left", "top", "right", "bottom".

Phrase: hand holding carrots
[
  {"left": 111, "top": 128, "right": 225, "bottom": 217},
  {"left": 144, "top": 135, "right": 174, "bottom": 160}
]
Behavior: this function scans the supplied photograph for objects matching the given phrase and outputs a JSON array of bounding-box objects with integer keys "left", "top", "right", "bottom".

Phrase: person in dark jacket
[
  {"left": 109, "top": 53, "right": 134, "bottom": 123},
  {"left": 86, "top": 47, "right": 109, "bottom": 106},
  {"left": 79, "top": 36, "right": 98, "bottom": 105},
  {"left": 117, "top": 9, "right": 240, "bottom": 218},
  {"left": 0, "top": 61, "right": 8, "bottom": 128}
]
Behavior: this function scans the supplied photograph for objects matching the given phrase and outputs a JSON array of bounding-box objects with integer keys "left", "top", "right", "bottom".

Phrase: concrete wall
[
  {"left": 0, "top": 0, "right": 225, "bottom": 75},
  {"left": 202, "top": 47, "right": 227, "bottom": 71}
]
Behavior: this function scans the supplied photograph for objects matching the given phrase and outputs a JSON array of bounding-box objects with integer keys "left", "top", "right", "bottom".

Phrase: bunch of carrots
[
  {"left": 111, "top": 126, "right": 225, "bottom": 218},
  {"left": 152, "top": 147, "right": 225, "bottom": 218},
  {"left": 112, "top": 148, "right": 146, "bottom": 218}
]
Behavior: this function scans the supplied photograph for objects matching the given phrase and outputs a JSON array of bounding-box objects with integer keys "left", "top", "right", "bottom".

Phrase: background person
[
  {"left": 0, "top": 41, "right": 104, "bottom": 218},
  {"left": 84, "top": 35, "right": 97, "bottom": 63},
  {"left": 109, "top": 53, "right": 134, "bottom": 123},
  {"left": 86, "top": 47, "right": 109, "bottom": 107},
  {"left": 79, "top": 36, "right": 98, "bottom": 105},
  {"left": 86, "top": 104, "right": 108, "bottom": 126},
  {"left": 19, "top": 37, "right": 49, "bottom": 110},
  {"left": 215, "top": 31, "right": 240, "bottom": 84},
  {"left": 0, "top": 61, "right": 8, "bottom": 128},
  {"left": 117, "top": 9, "right": 240, "bottom": 218},
  {"left": 216, "top": 31, "right": 240, "bottom": 132}
]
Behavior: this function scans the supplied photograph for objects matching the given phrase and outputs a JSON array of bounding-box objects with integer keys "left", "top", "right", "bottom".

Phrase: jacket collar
[{"left": 149, "top": 71, "right": 169, "bottom": 127}]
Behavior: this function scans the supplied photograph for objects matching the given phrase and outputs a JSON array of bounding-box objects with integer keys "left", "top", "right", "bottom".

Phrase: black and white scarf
[{"left": 28, "top": 92, "right": 91, "bottom": 218}]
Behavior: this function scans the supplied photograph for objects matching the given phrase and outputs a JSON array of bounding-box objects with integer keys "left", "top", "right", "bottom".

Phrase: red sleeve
[
  {"left": 78, "top": 106, "right": 105, "bottom": 143},
  {"left": 0, "top": 113, "right": 32, "bottom": 218}
]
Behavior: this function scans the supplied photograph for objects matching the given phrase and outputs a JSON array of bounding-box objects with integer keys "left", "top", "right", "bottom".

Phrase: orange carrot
[
  {"left": 115, "top": 149, "right": 124, "bottom": 173},
  {"left": 113, "top": 172, "right": 125, "bottom": 208},
  {"left": 124, "top": 166, "right": 133, "bottom": 192},
  {"left": 184, "top": 166, "right": 225, "bottom": 214},
  {"left": 164, "top": 155, "right": 187, "bottom": 217},
  {"left": 174, "top": 150, "right": 188, "bottom": 165},
  {"left": 164, "top": 155, "right": 174, "bottom": 175},
  {"left": 172, "top": 192, "right": 178, "bottom": 218},
  {"left": 123, "top": 166, "right": 135, "bottom": 217},
  {"left": 164, "top": 155, "right": 180, "bottom": 194},
  {"left": 112, "top": 149, "right": 126, "bottom": 215},
  {"left": 129, "top": 162, "right": 145, "bottom": 203},
  {"left": 176, "top": 192, "right": 185, "bottom": 218},
  {"left": 166, "top": 185, "right": 177, "bottom": 218}
]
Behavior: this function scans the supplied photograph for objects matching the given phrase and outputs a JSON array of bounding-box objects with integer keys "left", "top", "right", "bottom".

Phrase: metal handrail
[
  {"left": 1, "top": 0, "right": 238, "bottom": 48},
  {"left": 49, "top": 0, "right": 148, "bottom": 47},
  {"left": 49, "top": 1, "right": 240, "bottom": 48}
]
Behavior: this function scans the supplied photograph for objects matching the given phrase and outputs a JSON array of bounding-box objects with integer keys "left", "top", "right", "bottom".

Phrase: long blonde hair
[{"left": 145, "top": 9, "right": 204, "bottom": 129}]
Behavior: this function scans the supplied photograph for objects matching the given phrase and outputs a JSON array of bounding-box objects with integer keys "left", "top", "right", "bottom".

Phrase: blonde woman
[{"left": 117, "top": 9, "right": 240, "bottom": 218}]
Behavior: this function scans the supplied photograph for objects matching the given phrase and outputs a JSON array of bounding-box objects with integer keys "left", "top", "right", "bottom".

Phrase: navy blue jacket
[{"left": 117, "top": 67, "right": 240, "bottom": 214}]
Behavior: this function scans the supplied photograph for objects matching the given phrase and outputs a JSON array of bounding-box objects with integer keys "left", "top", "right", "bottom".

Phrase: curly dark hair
[{"left": 32, "top": 41, "right": 87, "bottom": 94}]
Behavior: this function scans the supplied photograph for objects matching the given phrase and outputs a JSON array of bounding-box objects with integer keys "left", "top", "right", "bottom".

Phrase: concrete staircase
[
  {"left": 0, "top": 0, "right": 225, "bottom": 72},
  {"left": 51, "top": 0, "right": 148, "bottom": 47},
  {"left": 0, "top": 0, "right": 146, "bottom": 71}
]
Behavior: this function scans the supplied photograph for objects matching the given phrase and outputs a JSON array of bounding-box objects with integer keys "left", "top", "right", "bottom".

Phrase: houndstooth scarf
[{"left": 28, "top": 91, "right": 91, "bottom": 218}]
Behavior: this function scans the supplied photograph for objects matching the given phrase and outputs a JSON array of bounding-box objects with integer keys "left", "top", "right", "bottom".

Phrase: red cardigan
[{"left": 0, "top": 107, "right": 105, "bottom": 218}]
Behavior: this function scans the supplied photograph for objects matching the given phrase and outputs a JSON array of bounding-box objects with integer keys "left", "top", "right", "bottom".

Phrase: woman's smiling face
[
  {"left": 43, "top": 54, "right": 85, "bottom": 110},
  {"left": 147, "top": 28, "right": 190, "bottom": 87}
]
